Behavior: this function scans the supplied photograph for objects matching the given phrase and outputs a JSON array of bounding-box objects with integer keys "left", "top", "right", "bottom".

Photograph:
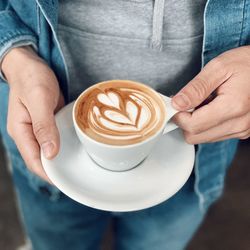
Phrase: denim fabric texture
[
  {"left": 0, "top": 0, "right": 243, "bottom": 249},
  {"left": 11, "top": 162, "right": 204, "bottom": 250}
]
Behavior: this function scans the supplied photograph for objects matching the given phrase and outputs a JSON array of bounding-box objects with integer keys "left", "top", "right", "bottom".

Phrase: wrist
[{"left": 1, "top": 46, "right": 37, "bottom": 82}]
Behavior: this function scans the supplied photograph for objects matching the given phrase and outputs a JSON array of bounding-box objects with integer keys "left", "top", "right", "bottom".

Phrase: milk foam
[
  {"left": 97, "top": 92, "right": 120, "bottom": 109},
  {"left": 126, "top": 101, "right": 138, "bottom": 125},
  {"left": 94, "top": 91, "right": 151, "bottom": 131},
  {"left": 104, "top": 110, "right": 133, "bottom": 125},
  {"left": 75, "top": 81, "right": 165, "bottom": 145}
]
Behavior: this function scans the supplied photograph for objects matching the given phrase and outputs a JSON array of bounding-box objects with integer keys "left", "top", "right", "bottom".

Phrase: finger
[
  {"left": 172, "top": 56, "right": 232, "bottom": 110},
  {"left": 7, "top": 100, "right": 52, "bottom": 183},
  {"left": 185, "top": 130, "right": 250, "bottom": 144},
  {"left": 209, "top": 129, "right": 250, "bottom": 142},
  {"left": 182, "top": 113, "right": 250, "bottom": 144},
  {"left": 24, "top": 86, "right": 60, "bottom": 159},
  {"left": 14, "top": 122, "right": 53, "bottom": 183},
  {"left": 173, "top": 95, "right": 246, "bottom": 134}
]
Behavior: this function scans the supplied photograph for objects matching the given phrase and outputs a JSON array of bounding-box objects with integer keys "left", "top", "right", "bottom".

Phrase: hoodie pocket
[{"left": 58, "top": 0, "right": 153, "bottom": 42}]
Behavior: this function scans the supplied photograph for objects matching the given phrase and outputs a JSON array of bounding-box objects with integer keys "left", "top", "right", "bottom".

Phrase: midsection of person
[{"left": 58, "top": 0, "right": 207, "bottom": 101}]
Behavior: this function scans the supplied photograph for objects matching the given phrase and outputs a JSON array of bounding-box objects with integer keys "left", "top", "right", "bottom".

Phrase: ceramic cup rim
[{"left": 72, "top": 80, "right": 169, "bottom": 149}]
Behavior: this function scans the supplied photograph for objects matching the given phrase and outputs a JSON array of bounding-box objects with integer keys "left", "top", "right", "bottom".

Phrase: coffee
[{"left": 74, "top": 80, "right": 166, "bottom": 146}]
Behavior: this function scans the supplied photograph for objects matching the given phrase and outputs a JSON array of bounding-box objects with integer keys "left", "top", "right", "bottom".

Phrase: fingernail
[
  {"left": 42, "top": 141, "right": 54, "bottom": 159},
  {"left": 172, "top": 94, "right": 190, "bottom": 110}
]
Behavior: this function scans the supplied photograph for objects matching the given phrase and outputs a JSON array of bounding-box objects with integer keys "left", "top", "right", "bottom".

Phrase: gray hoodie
[{"left": 58, "top": 0, "right": 206, "bottom": 100}]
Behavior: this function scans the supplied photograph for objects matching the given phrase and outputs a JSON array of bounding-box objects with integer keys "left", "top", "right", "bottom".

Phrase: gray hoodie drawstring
[{"left": 150, "top": 0, "right": 166, "bottom": 51}]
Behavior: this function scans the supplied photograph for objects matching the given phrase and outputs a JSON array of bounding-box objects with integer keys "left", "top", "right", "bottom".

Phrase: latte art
[{"left": 75, "top": 81, "right": 166, "bottom": 145}]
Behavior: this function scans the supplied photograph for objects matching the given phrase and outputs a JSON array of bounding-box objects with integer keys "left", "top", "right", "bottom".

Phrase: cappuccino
[{"left": 74, "top": 80, "right": 166, "bottom": 146}]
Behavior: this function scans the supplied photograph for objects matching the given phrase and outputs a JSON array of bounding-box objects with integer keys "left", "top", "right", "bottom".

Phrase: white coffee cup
[{"left": 73, "top": 83, "right": 181, "bottom": 172}]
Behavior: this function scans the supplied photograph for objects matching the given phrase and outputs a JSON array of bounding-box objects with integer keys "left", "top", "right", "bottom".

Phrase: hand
[
  {"left": 2, "top": 46, "right": 65, "bottom": 182},
  {"left": 171, "top": 46, "right": 250, "bottom": 144}
]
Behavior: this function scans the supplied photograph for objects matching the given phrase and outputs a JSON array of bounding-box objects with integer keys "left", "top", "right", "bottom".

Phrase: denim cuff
[{"left": 0, "top": 10, "right": 38, "bottom": 81}]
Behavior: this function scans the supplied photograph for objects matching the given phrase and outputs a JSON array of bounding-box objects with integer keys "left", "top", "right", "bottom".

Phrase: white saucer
[{"left": 41, "top": 102, "right": 195, "bottom": 212}]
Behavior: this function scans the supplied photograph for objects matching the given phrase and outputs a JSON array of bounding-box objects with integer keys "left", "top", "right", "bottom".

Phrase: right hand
[{"left": 2, "top": 46, "right": 65, "bottom": 182}]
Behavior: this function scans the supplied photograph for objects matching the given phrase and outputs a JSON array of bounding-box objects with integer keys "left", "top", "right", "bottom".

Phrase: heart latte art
[{"left": 74, "top": 81, "right": 166, "bottom": 145}]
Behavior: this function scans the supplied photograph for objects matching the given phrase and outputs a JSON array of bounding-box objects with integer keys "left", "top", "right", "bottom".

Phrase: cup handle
[{"left": 159, "top": 94, "right": 180, "bottom": 134}]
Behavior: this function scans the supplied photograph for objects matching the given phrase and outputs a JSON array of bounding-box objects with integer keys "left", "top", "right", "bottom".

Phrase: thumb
[
  {"left": 172, "top": 58, "right": 232, "bottom": 111},
  {"left": 27, "top": 89, "right": 60, "bottom": 159}
]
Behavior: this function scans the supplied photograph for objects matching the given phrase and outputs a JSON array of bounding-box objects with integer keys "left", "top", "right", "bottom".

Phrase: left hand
[{"left": 171, "top": 46, "right": 250, "bottom": 144}]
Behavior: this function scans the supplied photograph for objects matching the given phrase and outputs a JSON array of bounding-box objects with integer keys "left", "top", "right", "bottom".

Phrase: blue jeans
[{"left": 12, "top": 164, "right": 204, "bottom": 250}]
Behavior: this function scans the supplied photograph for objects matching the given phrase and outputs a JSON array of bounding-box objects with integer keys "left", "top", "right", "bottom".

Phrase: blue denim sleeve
[{"left": 0, "top": 7, "right": 38, "bottom": 81}]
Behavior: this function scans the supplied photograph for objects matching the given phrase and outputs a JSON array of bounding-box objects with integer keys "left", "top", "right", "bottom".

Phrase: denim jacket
[{"left": 0, "top": 0, "right": 241, "bottom": 211}]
